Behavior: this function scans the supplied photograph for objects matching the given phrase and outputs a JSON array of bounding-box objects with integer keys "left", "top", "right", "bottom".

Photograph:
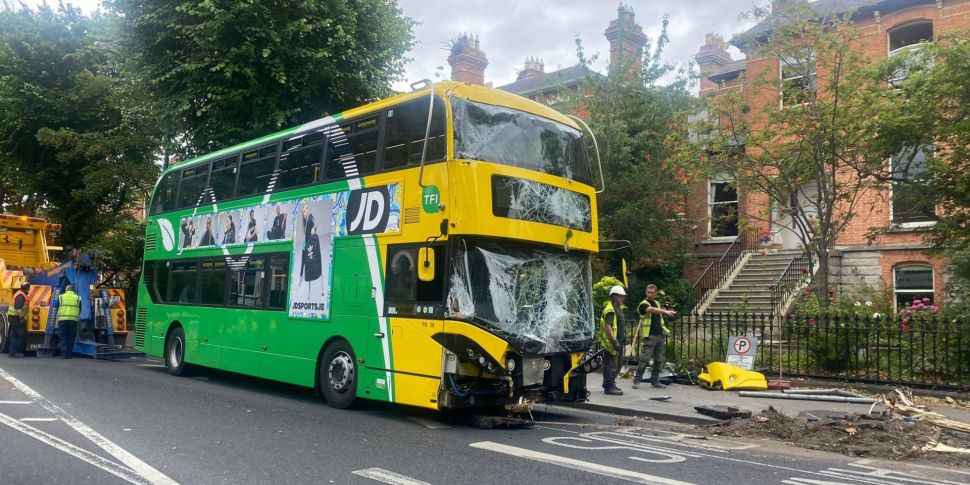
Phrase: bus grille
[
  {"left": 144, "top": 233, "right": 158, "bottom": 251},
  {"left": 134, "top": 308, "right": 147, "bottom": 347},
  {"left": 404, "top": 206, "right": 420, "bottom": 224}
]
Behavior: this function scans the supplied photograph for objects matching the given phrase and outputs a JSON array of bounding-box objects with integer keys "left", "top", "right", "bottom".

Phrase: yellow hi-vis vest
[
  {"left": 597, "top": 301, "right": 619, "bottom": 355},
  {"left": 57, "top": 291, "right": 81, "bottom": 322},
  {"left": 6, "top": 290, "right": 27, "bottom": 319},
  {"left": 639, "top": 298, "right": 671, "bottom": 336}
]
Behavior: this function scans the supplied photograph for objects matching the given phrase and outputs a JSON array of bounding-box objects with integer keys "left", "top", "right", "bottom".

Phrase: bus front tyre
[
  {"left": 320, "top": 340, "right": 358, "bottom": 409},
  {"left": 165, "top": 327, "right": 190, "bottom": 376}
]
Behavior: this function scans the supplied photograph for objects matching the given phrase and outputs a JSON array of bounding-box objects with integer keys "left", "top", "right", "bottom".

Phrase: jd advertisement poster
[{"left": 173, "top": 183, "right": 401, "bottom": 321}]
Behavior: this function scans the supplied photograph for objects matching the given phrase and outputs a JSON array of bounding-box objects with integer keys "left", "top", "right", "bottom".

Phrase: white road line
[
  {"left": 0, "top": 411, "right": 149, "bottom": 485},
  {"left": 469, "top": 441, "right": 696, "bottom": 485},
  {"left": 0, "top": 400, "right": 33, "bottom": 404},
  {"left": 20, "top": 417, "right": 58, "bottom": 422},
  {"left": 0, "top": 368, "right": 178, "bottom": 485},
  {"left": 351, "top": 468, "right": 432, "bottom": 485},
  {"left": 406, "top": 416, "right": 452, "bottom": 429}
]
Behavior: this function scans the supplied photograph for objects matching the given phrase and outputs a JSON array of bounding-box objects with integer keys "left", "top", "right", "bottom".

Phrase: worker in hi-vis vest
[
  {"left": 633, "top": 284, "right": 676, "bottom": 389},
  {"left": 597, "top": 285, "right": 626, "bottom": 396},
  {"left": 57, "top": 285, "right": 82, "bottom": 359},
  {"left": 6, "top": 283, "right": 30, "bottom": 357}
]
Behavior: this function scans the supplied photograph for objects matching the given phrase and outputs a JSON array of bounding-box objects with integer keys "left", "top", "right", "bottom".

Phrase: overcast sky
[{"left": 23, "top": 0, "right": 761, "bottom": 90}]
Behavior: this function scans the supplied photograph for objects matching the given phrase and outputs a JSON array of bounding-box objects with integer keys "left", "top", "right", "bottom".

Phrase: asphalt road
[{"left": 1, "top": 356, "right": 968, "bottom": 485}]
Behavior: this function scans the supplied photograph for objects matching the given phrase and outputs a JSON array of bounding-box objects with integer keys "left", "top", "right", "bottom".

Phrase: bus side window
[
  {"left": 208, "top": 154, "right": 239, "bottom": 202},
  {"left": 151, "top": 172, "right": 180, "bottom": 215},
  {"left": 171, "top": 261, "right": 198, "bottom": 304},
  {"left": 153, "top": 261, "right": 171, "bottom": 303},
  {"left": 267, "top": 254, "right": 289, "bottom": 309},
  {"left": 199, "top": 260, "right": 227, "bottom": 305},
  {"left": 384, "top": 245, "right": 444, "bottom": 317},
  {"left": 178, "top": 164, "right": 210, "bottom": 209},
  {"left": 237, "top": 144, "right": 278, "bottom": 197},
  {"left": 384, "top": 98, "right": 446, "bottom": 171},
  {"left": 277, "top": 133, "right": 324, "bottom": 190},
  {"left": 325, "top": 116, "right": 381, "bottom": 180},
  {"left": 229, "top": 257, "right": 265, "bottom": 308}
]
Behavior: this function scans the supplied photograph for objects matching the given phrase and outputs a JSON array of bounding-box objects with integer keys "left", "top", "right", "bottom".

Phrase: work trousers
[
  {"left": 8, "top": 316, "right": 27, "bottom": 356},
  {"left": 634, "top": 335, "right": 666, "bottom": 383},
  {"left": 602, "top": 350, "right": 620, "bottom": 390},
  {"left": 58, "top": 320, "right": 78, "bottom": 358}
]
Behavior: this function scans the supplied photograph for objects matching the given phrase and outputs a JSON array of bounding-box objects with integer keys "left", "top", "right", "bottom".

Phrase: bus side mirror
[{"left": 418, "top": 248, "right": 435, "bottom": 282}]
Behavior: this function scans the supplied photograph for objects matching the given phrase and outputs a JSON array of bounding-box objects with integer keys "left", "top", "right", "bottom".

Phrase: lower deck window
[{"left": 148, "top": 254, "right": 288, "bottom": 310}]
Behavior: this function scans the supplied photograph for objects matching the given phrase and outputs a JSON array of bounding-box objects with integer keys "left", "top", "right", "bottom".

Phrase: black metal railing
[
  {"left": 768, "top": 251, "right": 811, "bottom": 315},
  {"left": 688, "top": 232, "right": 753, "bottom": 312},
  {"left": 656, "top": 311, "right": 970, "bottom": 390}
]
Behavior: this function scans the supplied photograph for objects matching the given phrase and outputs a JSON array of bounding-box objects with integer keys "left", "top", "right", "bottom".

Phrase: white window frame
[
  {"left": 893, "top": 264, "right": 934, "bottom": 313},
  {"left": 707, "top": 175, "right": 739, "bottom": 242},
  {"left": 889, "top": 147, "right": 937, "bottom": 228},
  {"left": 888, "top": 21, "right": 933, "bottom": 86},
  {"left": 779, "top": 54, "right": 816, "bottom": 109}
]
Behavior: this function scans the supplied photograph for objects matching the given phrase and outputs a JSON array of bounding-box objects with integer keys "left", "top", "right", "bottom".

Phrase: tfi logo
[{"left": 347, "top": 187, "right": 390, "bottom": 235}]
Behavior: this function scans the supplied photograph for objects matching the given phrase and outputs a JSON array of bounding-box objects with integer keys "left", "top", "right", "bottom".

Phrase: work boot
[
  {"left": 605, "top": 387, "right": 624, "bottom": 396},
  {"left": 632, "top": 380, "right": 642, "bottom": 389},
  {"left": 650, "top": 380, "right": 667, "bottom": 389}
]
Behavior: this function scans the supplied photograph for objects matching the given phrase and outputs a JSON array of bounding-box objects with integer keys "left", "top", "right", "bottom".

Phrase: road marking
[
  {"left": 20, "top": 417, "right": 58, "bottom": 422},
  {"left": 0, "top": 400, "right": 33, "bottom": 404},
  {"left": 351, "top": 468, "right": 432, "bottom": 485},
  {"left": 0, "top": 367, "right": 178, "bottom": 485},
  {"left": 0, "top": 411, "right": 150, "bottom": 484},
  {"left": 406, "top": 416, "right": 451, "bottom": 429},
  {"left": 469, "top": 441, "right": 695, "bottom": 485}
]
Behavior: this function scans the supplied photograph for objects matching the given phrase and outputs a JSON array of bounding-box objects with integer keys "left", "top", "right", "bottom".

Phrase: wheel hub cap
[{"left": 328, "top": 351, "right": 354, "bottom": 393}]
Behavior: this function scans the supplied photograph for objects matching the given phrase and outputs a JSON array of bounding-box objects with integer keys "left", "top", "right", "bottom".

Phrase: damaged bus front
[{"left": 421, "top": 89, "right": 603, "bottom": 409}]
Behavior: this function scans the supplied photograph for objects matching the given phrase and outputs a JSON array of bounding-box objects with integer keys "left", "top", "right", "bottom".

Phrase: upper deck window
[{"left": 452, "top": 98, "right": 592, "bottom": 186}]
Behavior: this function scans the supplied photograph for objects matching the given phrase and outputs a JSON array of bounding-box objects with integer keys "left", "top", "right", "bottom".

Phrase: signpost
[{"left": 726, "top": 335, "right": 758, "bottom": 370}]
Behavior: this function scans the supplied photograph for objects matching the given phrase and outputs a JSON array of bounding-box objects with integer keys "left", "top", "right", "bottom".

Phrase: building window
[
  {"left": 891, "top": 146, "right": 937, "bottom": 226},
  {"left": 889, "top": 21, "right": 933, "bottom": 85},
  {"left": 894, "top": 264, "right": 934, "bottom": 311},
  {"left": 780, "top": 54, "right": 815, "bottom": 107},
  {"left": 709, "top": 178, "right": 739, "bottom": 238}
]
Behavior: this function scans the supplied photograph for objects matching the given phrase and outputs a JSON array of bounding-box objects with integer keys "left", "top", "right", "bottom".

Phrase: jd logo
[{"left": 347, "top": 186, "right": 390, "bottom": 235}]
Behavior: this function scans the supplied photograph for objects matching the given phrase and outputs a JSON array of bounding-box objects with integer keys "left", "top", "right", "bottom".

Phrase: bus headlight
[{"left": 506, "top": 358, "right": 516, "bottom": 372}]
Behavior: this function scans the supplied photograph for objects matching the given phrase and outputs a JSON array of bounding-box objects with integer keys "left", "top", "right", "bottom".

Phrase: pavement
[{"left": 577, "top": 370, "right": 970, "bottom": 426}]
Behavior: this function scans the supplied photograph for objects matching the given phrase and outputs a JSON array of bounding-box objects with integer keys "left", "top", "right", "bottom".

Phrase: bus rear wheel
[
  {"left": 320, "top": 340, "right": 358, "bottom": 409},
  {"left": 165, "top": 327, "right": 190, "bottom": 376}
]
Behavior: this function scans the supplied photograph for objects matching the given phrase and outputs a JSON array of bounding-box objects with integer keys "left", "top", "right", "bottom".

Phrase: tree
[
  {"left": 880, "top": 34, "right": 970, "bottom": 305},
  {"left": 110, "top": 0, "right": 415, "bottom": 157},
  {"left": 0, "top": 4, "right": 159, "bottom": 247},
  {"left": 567, "top": 16, "right": 696, "bottom": 306},
  {"left": 688, "top": 5, "right": 908, "bottom": 310}
]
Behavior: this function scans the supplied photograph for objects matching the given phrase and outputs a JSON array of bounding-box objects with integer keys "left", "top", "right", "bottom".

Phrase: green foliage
[
  {"left": 566, "top": 16, "right": 696, "bottom": 271},
  {"left": 0, "top": 4, "right": 159, "bottom": 246},
  {"left": 592, "top": 275, "right": 624, "bottom": 315},
  {"left": 877, "top": 34, "right": 970, "bottom": 307},
  {"left": 88, "top": 215, "right": 146, "bottom": 315},
  {"left": 109, "top": 0, "right": 415, "bottom": 156}
]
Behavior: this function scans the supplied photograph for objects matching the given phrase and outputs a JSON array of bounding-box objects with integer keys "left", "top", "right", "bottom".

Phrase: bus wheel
[
  {"left": 165, "top": 327, "right": 190, "bottom": 376},
  {"left": 0, "top": 315, "right": 8, "bottom": 354},
  {"left": 320, "top": 340, "right": 358, "bottom": 409}
]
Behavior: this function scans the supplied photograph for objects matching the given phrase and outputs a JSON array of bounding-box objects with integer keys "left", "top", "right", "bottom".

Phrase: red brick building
[{"left": 688, "top": 0, "right": 970, "bottom": 311}]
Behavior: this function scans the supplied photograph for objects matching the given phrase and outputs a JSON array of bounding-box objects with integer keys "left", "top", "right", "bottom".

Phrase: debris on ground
[
  {"left": 704, "top": 389, "right": 970, "bottom": 466},
  {"left": 738, "top": 390, "right": 878, "bottom": 404},
  {"left": 695, "top": 405, "right": 752, "bottom": 420},
  {"left": 468, "top": 415, "right": 535, "bottom": 429},
  {"left": 649, "top": 396, "right": 672, "bottom": 402},
  {"left": 767, "top": 380, "right": 791, "bottom": 390}
]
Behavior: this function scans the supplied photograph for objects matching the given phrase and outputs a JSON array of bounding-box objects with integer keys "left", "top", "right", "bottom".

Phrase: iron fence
[{"left": 630, "top": 311, "right": 970, "bottom": 390}]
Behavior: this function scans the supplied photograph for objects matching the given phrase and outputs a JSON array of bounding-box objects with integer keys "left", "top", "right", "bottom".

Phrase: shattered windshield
[
  {"left": 447, "top": 238, "right": 594, "bottom": 354},
  {"left": 452, "top": 98, "right": 593, "bottom": 186}
]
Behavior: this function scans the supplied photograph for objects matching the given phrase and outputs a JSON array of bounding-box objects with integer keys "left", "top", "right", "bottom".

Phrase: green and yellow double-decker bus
[{"left": 136, "top": 81, "right": 602, "bottom": 410}]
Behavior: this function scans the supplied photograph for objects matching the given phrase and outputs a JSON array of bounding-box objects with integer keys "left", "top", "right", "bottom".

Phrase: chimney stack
[
  {"left": 695, "top": 33, "right": 733, "bottom": 95},
  {"left": 448, "top": 33, "right": 488, "bottom": 85},
  {"left": 604, "top": 4, "right": 648, "bottom": 75},
  {"left": 516, "top": 57, "right": 545, "bottom": 81}
]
